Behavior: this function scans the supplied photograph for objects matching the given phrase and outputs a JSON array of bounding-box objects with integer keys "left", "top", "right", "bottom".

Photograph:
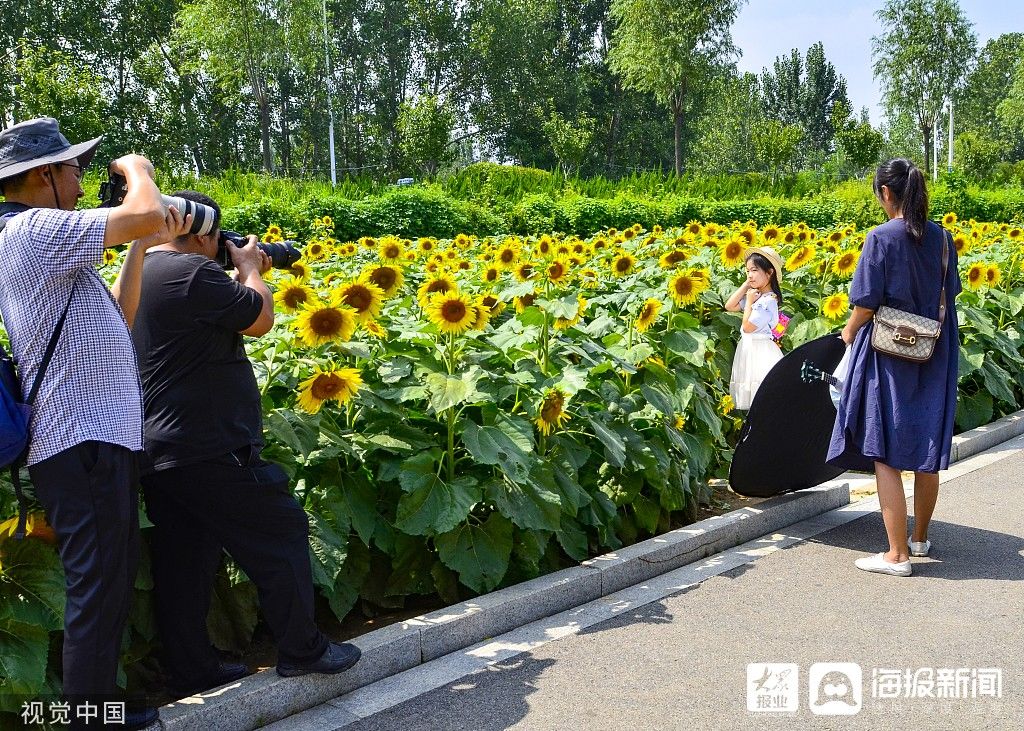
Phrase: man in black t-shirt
[{"left": 132, "top": 191, "right": 360, "bottom": 697}]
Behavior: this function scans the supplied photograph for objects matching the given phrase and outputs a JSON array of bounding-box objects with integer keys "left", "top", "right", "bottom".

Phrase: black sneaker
[
  {"left": 276, "top": 642, "right": 361, "bottom": 677},
  {"left": 168, "top": 660, "right": 249, "bottom": 697},
  {"left": 124, "top": 707, "right": 160, "bottom": 730}
]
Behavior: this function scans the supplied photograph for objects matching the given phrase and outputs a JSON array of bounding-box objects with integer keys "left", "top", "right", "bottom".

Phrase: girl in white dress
[{"left": 725, "top": 246, "right": 785, "bottom": 410}]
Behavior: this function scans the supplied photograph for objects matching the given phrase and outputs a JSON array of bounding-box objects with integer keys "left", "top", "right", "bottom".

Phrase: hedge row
[{"left": 222, "top": 185, "right": 1024, "bottom": 240}]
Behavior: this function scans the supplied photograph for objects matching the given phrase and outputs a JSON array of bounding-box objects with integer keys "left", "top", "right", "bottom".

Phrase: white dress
[{"left": 730, "top": 292, "right": 783, "bottom": 410}]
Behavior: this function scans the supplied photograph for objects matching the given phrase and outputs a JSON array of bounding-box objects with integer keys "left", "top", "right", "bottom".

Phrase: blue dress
[{"left": 827, "top": 219, "right": 961, "bottom": 473}]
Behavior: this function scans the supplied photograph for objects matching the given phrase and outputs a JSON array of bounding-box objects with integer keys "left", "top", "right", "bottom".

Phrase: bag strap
[
  {"left": 937, "top": 229, "right": 949, "bottom": 327},
  {"left": 10, "top": 283, "right": 77, "bottom": 540}
]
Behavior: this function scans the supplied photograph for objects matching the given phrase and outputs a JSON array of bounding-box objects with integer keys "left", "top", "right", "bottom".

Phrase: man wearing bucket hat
[{"left": 0, "top": 117, "right": 182, "bottom": 729}]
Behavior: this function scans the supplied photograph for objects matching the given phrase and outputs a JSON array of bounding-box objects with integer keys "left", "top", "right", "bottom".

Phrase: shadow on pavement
[{"left": 807, "top": 514, "right": 1024, "bottom": 582}]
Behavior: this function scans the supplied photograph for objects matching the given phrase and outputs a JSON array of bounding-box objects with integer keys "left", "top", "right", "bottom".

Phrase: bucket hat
[
  {"left": 0, "top": 117, "right": 102, "bottom": 182},
  {"left": 744, "top": 245, "right": 784, "bottom": 281}
]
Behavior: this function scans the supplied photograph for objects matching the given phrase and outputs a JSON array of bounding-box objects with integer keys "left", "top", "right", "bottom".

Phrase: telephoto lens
[
  {"left": 161, "top": 195, "right": 217, "bottom": 236},
  {"left": 98, "top": 172, "right": 217, "bottom": 236},
  {"left": 216, "top": 230, "right": 302, "bottom": 270}
]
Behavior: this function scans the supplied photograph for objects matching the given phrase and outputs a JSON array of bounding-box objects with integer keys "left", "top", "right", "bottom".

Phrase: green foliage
[{"left": 398, "top": 95, "right": 457, "bottom": 176}]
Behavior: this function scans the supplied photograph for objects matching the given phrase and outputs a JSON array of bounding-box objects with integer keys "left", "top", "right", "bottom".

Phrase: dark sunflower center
[
  {"left": 370, "top": 268, "right": 396, "bottom": 290},
  {"left": 311, "top": 374, "right": 343, "bottom": 400},
  {"left": 310, "top": 308, "right": 344, "bottom": 335},
  {"left": 343, "top": 286, "right": 372, "bottom": 312},
  {"left": 283, "top": 287, "right": 308, "bottom": 309},
  {"left": 441, "top": 300, "right": 467, "bottom": 323}
]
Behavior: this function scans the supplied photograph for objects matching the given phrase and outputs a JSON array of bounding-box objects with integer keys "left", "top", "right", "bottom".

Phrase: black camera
[
  {"left": 98, "top": 172, "right": 218, "bottom": 236},
  {"left": 216, "top": 230, "right": 302, "bottom": 270}
]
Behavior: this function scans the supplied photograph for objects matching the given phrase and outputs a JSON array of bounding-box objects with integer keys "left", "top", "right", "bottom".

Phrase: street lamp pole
[
  {"left": 322, "top": 0, "right": 337, "bottom": 186},
  {"left": 948, "top": 100, "right": 954, "bottom": 173}
]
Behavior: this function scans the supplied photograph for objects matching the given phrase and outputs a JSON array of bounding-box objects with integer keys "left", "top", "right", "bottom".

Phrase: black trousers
[
  {"left": 140, "top": 451, "right": 327, "bottom": 682},
  {"left": 28, "top": 441, "right": 141, "bottom": 705}
]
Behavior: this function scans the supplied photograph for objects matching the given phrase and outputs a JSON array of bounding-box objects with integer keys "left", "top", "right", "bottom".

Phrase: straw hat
[{"left": 744, "top": 245, "right": 784, "bottom": 281}]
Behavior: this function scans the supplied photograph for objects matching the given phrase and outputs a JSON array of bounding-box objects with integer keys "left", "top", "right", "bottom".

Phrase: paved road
[{"left": 343, "top": 451, "right": 1024, "bottom": 731}]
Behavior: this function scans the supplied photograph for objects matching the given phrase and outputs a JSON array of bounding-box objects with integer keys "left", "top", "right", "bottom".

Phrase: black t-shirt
[{"left": 132, "top": 251, "right": 264, "bottom": 471}]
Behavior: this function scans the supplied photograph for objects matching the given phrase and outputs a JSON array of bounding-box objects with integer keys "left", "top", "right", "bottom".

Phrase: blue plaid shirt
[{"left": 0, "top": 207, "right": 143, "bottom": 464}]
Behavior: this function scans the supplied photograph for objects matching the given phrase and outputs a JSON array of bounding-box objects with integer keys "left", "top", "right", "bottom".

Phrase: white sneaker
[
  {"left": 909, "top": 539, "right": 931, "bottom": 557},
  {"left": 855, "top": 552, "right": 912, "bottom": 577}
]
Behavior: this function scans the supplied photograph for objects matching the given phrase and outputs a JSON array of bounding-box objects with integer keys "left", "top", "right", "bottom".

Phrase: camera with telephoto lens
[
  {"left": 216, "top": 230, "right": 302, "bottom": 270},
  {"left": 98, "top": 171, "right": 218, "bottom": 236}
]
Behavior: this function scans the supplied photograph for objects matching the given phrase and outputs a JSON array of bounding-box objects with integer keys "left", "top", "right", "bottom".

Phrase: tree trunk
[
  {"left": 673, "top": 106, "right": 683, "bottom": 176},
  {"left": 279, "top": 71, "right": 292, "bottom": 176},
  {"left": 260, "top": 97, "right": 273, "bottom": 172},
  {"left": 921, "top": 123, "right": 933, "bottom": 175}
]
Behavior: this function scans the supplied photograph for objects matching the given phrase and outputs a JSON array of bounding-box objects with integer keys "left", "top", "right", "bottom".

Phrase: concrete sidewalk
[{"left": 291, "top": 440, "right": 1024, "bottom": 730}]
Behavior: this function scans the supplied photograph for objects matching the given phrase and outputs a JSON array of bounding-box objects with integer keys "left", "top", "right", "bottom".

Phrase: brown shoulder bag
[{"left": 870, "top": 230, "right": 949, "bottom": 363}]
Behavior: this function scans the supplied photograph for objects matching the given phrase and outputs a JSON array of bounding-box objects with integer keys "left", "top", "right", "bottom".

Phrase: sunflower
[
  {"left": 297, "top": 367, "right": 363, "bottom": 413},
  {"left": 361, "top": 264, "right": 404, "bottom": 297},
  {"left": 941, "top": 212, "right": 957, "bottom": 227},
  {"left": 718, "top": 394, "right": 734, "bottom": 415},
  {"left": 536, "top": 235, "right": 553, "bottom": 257},
  {"left": 672, "top": 414, "right": 686, "bottom": 430},
  {"left": 986, "top": 264, "right": 1002, "bottom": 287},
  {"left": 635, "top": 298, "right": 662, "bottom": 333},
  {"left": 426, "top": 291, "right": 475, "bottom": 335},
  {"left": 362, "top": 319, "right": 387, "bottom": 339},
  {"left": 495, "top": 241, "right": 520, "bottom": 269},
  {"left": 553, "top": 296, "right": 586, "bottom": 330},
  {"left": 417, "top": 276, "right": 457, "bottom": 307},
  {"left": 953, "top": 235, "right": 969, "bottom": 255},
  {"left": 783, "top": 230, "right": 797, "bottom": 244},
  {"left": 304, "top": 240, "right": 328, "bottom": 261},
  {"left": 762, "top": 225, "right": 781, "bottom": 242},
  {"left": 703, "top": 223, "right": 720, "bottom": 238},
  {"left": 685, "top": 220, "right": 702, "bottom": 236},
  {"left": 288, "top": 260, "right": 311, "bottom": 281},
  {"left": 515, "top": 262, "right": 536, "bottom": 282},
  {"left": 358, "top": 236, "right": 377, "bottom": 250},
  {"left": 668, "top": 270, "right": 702, "bottom": 306},
  {"left": 611, "top": 252, "right": 636, "bottom": 277},
  {"left": 831, "top": 250, "right": 859, "bottom": 277},
  {"left": 578, "top": 268, "right": 600, "bottom": 289},
  {"left": 335, "top": 280, "right": 385, "bottom": 322},
  {"left": 786, "top": 244, "right": 816, "bottom": 270},
  {"left": 966, "top": 263, "right": 986, "bottom": 290},
  {"left": 737, "top": 228, "right": 756, "bottom": 246},
  {"left": 294, "top": 299, "right": 357, "bottom": 346},
  {"left": 821, "top": 293, "right": 849, "bottom": 321},
  {"left": 1008, "top": 227, "right": 1023, "bottom": 241},
  {"left": 274, "top": 276, "right": 317, "bottom": 311},
  {"left": 470, "top": 297, "right": 493, "bottom": 330},
  {"left": 480, "top": 293, "right": 506, "bottom": 317},
  {"left": 658, "top": 249, "right": 688, "bottom": 268},
  {"left": 379, "top": 238, "right": 405, "bottom": 263},
  {"left": 827, "top": 230, "right": 845, "bottom": 244},
  {"left": 103, "top": 248, "right": 119, "bottom": 265},
  {"left": 417, "top": 237, "right": 436, "bottom": 254},
  {"left": 535, "top": 388, "right": 569, "bottom": 435},
  {"left": 545, "top": 257, "right": 571, "bottom": 284},
  {"left": 454, "top": 233, "right": 472, "bottom": 249},
  {"left": 514, "top": 293, "right": 536, "bottom": 312},
  {"left": 720, "top": 238, "right": 745, "bottom": 268},
  {"left": 266, "top": 224, "right": 283, "bottom": 238},
  {"left": 482, "top": 266, "right": 501, "bottom": 284}
]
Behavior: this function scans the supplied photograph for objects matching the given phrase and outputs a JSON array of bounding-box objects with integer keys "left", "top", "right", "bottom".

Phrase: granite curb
[{"left": 158, "top": 407, "right": 1024, "bottom": 730}]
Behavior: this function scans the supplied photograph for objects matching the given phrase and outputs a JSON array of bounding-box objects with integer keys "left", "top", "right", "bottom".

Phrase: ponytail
[{"left": 873, "top": 158, "right": 929, "bottom": 244}]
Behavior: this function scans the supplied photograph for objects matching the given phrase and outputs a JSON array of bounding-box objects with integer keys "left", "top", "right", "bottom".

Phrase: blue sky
[{"left": 731, "top": 1, "right": 1018, "bottom": 124}]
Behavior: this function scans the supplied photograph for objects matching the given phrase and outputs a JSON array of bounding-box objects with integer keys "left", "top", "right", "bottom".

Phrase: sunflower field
[{"left": 2, "top": 213, "right": 1024, "bottom": 707}]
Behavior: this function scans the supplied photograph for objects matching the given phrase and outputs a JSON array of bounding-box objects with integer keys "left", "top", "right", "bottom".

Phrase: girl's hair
[
  {"left": 745, "top": 252, "right": 783, "bottom": 304},
  {"left": 873, "top": 158, "right": 929, "bottom": 244}
]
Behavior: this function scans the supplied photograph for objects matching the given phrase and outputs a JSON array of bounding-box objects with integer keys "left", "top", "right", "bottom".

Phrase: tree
[
  {"left": 833, "top": 104, "right": 885, "bottom": 176},
  {"left": 690, "top": 71, "right": 761, "bottom": 174},
  {"left": 954, "top": 129, "right": 1005, "bottom": 180},
  {"left": 872, "top": 0, "right": 977, "bottom": 175},
  {"left": 958, "top": 33, "right": 1024, "bottom": 160},
  {"left": 397, "top": 94, "right": 456, "bottom": 176},
  {"left": 752, "top": 118, "right": 802, "bottom": 183},
  {"left": 996, "top": 57, "right": 1024, "bottom": 152},
  {"left": 542, "top": 111, "right": 596, "bottom": 177},
  {"left": 760, "top": 42, "right": 849, "bottom": 163},
  {"left": 607, "top": 0, "right": 745, "bottom": 175}
]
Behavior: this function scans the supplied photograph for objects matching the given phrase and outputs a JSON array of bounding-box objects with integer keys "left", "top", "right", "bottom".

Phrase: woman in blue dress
[{"left": 827, "top": 158, "right": 960, "bottom": 577}]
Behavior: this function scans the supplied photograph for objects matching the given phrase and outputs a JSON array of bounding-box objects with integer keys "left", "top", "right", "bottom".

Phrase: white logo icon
[
  {"left": 809, "top": 662, "right": 863, "bottom": 715},
  {"left": 747, "top": 663, "right": 799, "bottom": 712}
]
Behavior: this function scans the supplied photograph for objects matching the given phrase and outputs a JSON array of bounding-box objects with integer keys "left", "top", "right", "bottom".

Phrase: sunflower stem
[{"left": 446, "top": 407, "right": 456, "bottom": 484}]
